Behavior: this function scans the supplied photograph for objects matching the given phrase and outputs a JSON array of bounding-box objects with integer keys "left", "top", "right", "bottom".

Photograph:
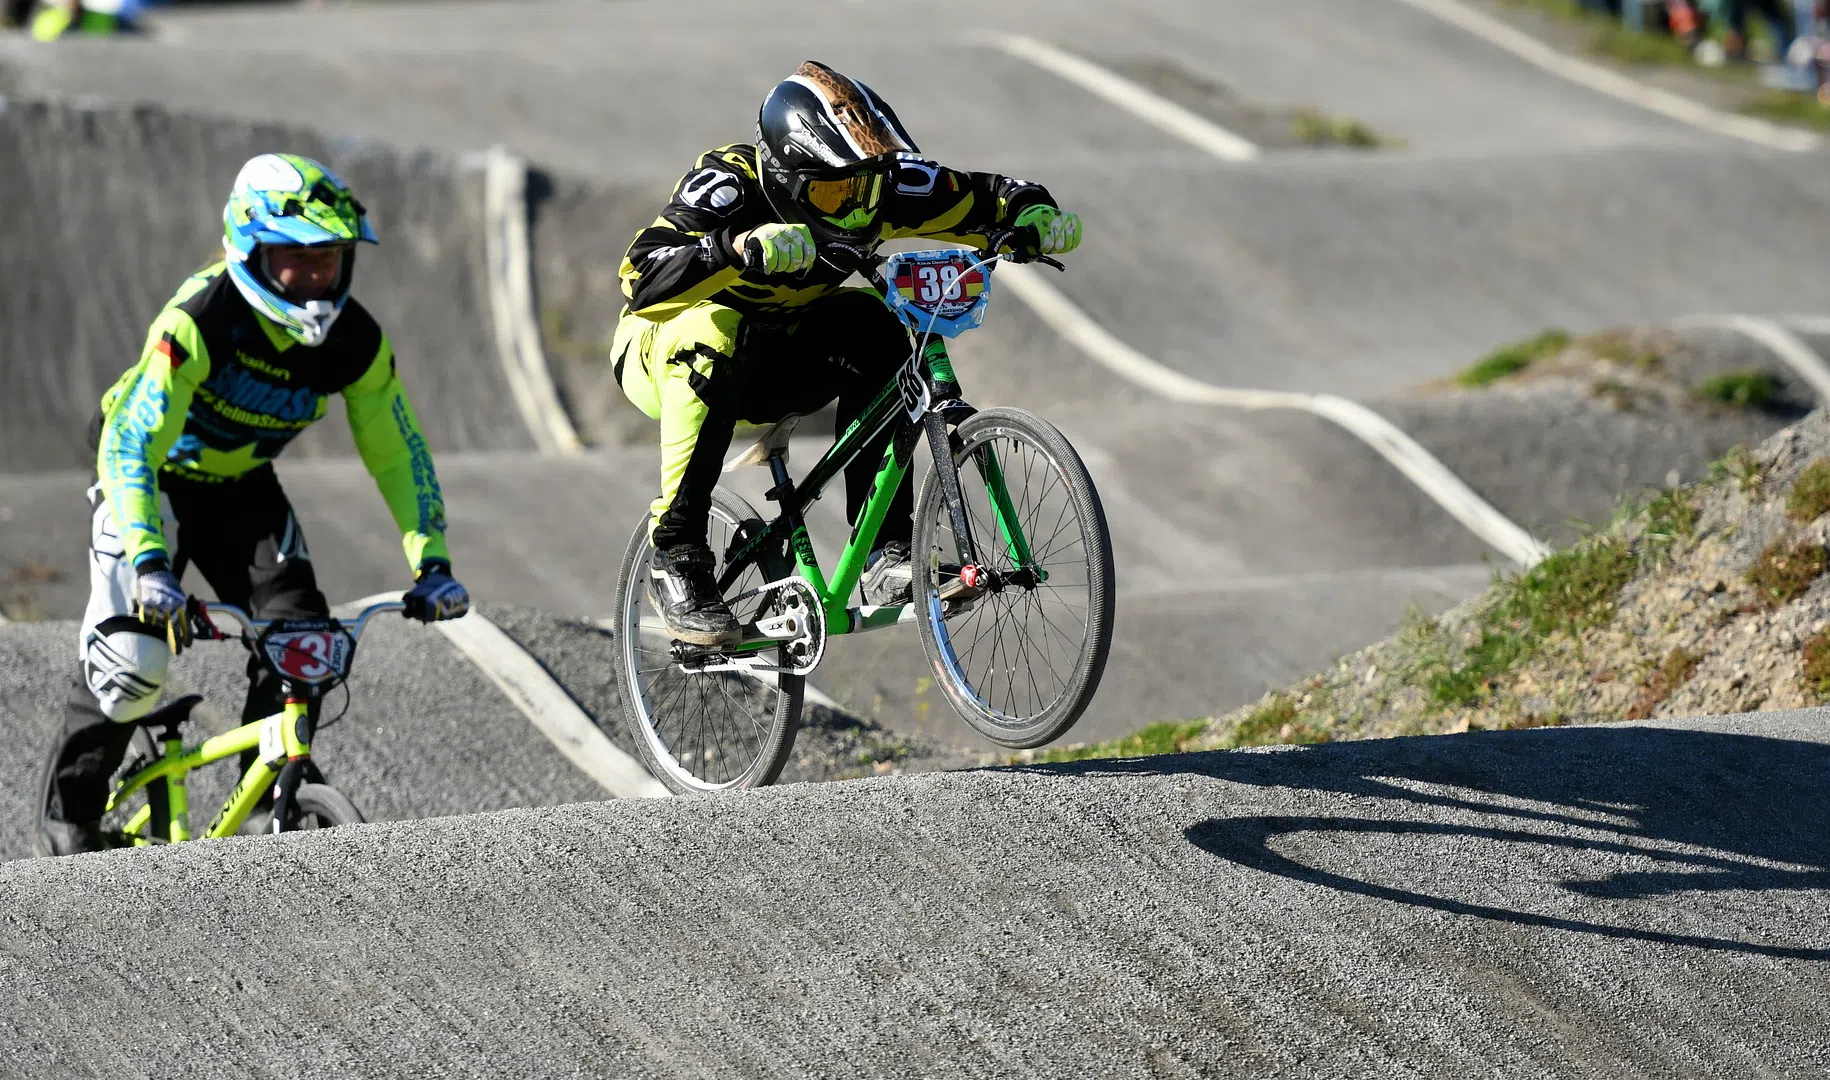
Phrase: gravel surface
[
  {"left": 482, "top": 603, "right": 987, "bottom": 781},
  {"left": 0, "top": 615, "right": 606, "bottom": 863},
  {"left": 2, "top": 710, "right": 1824, "bottom": 1077}
]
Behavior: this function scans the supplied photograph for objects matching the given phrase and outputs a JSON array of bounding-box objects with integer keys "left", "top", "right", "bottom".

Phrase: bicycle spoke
[
  {"left": 620, "top": 503, "right": 797, "bottom": 792},
  {"left": 924, "top": 420, "right": 1110, "bottom": 730}
]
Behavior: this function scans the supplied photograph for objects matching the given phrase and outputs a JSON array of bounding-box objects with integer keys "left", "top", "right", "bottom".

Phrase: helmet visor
[{"left": 803, "top": 171, "right": 883, "bottom": 223}]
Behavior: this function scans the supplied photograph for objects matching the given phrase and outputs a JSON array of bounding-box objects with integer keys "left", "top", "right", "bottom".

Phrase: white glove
[{"left": 133, "top": 566, "right": 191, "bottom": 651}]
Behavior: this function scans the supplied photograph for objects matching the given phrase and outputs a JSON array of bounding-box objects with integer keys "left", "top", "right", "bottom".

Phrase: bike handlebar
[
  {"left": 196, "top": 598, "right": 407, "bottom": 642},
  {"left": 821, "top": 228, "right": 1066, "bottom": 282}
]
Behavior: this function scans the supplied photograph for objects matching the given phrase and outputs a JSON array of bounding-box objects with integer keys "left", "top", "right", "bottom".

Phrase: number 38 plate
[
  {"left": 261, "top": 624, "right": 354, "bottom": 686},
  {"left": 881, "top": 248, "right": 994, "bottom": 339}
]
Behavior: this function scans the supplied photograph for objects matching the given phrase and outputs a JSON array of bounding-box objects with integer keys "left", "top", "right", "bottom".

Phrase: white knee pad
[{"left": 81, "top": 625, "right": 168, "bottom": 722}]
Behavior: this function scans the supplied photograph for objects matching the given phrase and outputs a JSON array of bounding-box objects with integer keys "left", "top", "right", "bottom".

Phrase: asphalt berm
[{"left": 0, "top": 711, "right": 1822, "bottom": 1078}]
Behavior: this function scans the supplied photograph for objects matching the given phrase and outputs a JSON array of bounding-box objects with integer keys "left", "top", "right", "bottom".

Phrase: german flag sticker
[{"left": 154, "top": 332, "right": 189, "bottom": 367}]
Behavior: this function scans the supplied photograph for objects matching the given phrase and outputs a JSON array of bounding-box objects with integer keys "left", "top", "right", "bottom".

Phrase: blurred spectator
[{"left": 1716, "top": 0, "right": 1796, "bottom": 61}]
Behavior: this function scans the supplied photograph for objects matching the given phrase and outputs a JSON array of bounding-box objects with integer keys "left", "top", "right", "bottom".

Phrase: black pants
[
  {"left": 652, "top": 290, "right": 916, "bottom": 553},
  {"left": 43, "top": 465, "right": 328, "bottom": 825}
]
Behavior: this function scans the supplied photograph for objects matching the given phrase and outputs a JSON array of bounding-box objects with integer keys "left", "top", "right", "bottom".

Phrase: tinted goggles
[{"left": 802, "top": 172, "right": 884, "bottom": 219}]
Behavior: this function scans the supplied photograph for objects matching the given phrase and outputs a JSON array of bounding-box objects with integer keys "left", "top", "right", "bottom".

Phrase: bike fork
[{"left": 924, "top": 411, "right": 982, "bottom": 566}]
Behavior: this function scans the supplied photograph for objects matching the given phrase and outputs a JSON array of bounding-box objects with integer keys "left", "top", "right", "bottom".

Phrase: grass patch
[
  {"left": 1709, "top": 443, "right": 1768, "bottom": 495},
  {"left": 1641, "top": 487, "right": 1699, "bottom": 566},
  {"left": 1741, "top": 90, "right": 1830, "bottom": 132},
  {"left": 1428, "top": 537, "right": 1637, "bottom": 706},
  {"left": 1586, "top": 20, "right": 1698, "bottom": 65},
  {"left": 1746, "top": 538, "right": 1827, "bottom": 609},
  {"left": 1223, "top": 695, "right": 1331, "bottom": 748},
  {"left": 1802, "top": 629, "right": 1830, "bottom": 703},
  {"left": 1499, "top": 538, "right": 1637, "bottom": 638},
  {"left": 1456, "top": 329, "right": 1571, "bottom": 387},
  {"left": 1289, "top": 106, "right": 1395, "bottom": 148},
  {"left": 1624, "top": 646, "right": 1701, "bottom": 720},
  {"left": 1694, "top": 370, "right": 1780, "bottom": 409},
  {"left": 1428, "top": 629, "right": 1530, "bottom": 706},
  {"left": 1590, "top": 330, "right": 1665, "bottom": 371},
  {"left": 1788, "top": 459, "right": 1830, "bottom": 522},
  {"left": 1033, "top": 719, "right": 1211, "bottom": 763}
]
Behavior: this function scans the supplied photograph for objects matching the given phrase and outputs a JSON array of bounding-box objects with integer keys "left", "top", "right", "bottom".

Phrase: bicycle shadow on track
[{"left": 1026, "top": 723, "right": 1830, "bottom": 960}]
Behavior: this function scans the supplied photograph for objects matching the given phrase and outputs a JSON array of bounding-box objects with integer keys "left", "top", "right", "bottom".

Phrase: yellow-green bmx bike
[{"left": 99, "top": 597, "right": 406, "bottom": 844}]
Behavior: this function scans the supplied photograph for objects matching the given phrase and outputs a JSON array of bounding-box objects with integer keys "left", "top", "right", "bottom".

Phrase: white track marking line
[
  {"left": 1672, "top": 314, "right": 1830, "bottom": 401},
  {"left": 976, "top": 33, "right": 1261, "bottom": 163},
  {"left": 347, "top": 593, "right": 665, "bottom": 798},
  {"left": 998, "top": 263, "right": 1553, "bottom": 567},
  {"left": 481, "top": 146, "right": 585, "bottom": 456},
  {"left": 439, "top": 611, "right": 668, "bottom": 799},
  {"left": 1391, "top": 0, "right": 1821, "bottom": 152}
]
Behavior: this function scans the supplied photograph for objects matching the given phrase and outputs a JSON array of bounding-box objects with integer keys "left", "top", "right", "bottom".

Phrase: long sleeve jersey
[
  {"left": 93, "top": 263, "right": 450, "bottom": 571},
  {"left": 620, "top": 144, "right": 1057, "bottom": 321}
]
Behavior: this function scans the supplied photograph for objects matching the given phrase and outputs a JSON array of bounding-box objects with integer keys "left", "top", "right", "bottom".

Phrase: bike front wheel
[
  {"left": 286, "top": 783, "right": 365, "bottom": 830},
  {"left": 913, "top": 407, "right": 1116, "bottom": 748},
  {"left": 611, "top": 487, "right": 804, "bottom": 794}
]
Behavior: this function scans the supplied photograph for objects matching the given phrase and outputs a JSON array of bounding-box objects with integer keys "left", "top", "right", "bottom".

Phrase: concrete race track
[
  {"left": 2, "top": 711, "right": 1826, "bottom": 1077},
  {"left": 3, "top": 1, "right": 1830, "bottom": 1072}
]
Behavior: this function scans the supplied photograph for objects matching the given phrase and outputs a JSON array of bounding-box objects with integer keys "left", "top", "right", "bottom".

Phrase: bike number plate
[
  {"left": 262, "top": 627, "right": 353, "bottom": 686},
  {"left": 881, "top": 248, "right": 993, "bottom": 339}
]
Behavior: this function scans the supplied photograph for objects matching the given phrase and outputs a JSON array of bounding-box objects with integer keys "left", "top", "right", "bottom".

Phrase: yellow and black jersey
[{"left": 619, "top": 144, "right": 1055, "bottom": 321}]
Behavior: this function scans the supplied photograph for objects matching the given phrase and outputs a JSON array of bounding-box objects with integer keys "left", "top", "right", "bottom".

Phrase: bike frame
[
  {"left": 103, "top": 599, "right": 400, "bottom": 844},
  {"left": 717, "top": 325, "right": 1040, "bottom": 646},
  {"left": 106, "top": 698, "right": 317, "bottom": 844}
]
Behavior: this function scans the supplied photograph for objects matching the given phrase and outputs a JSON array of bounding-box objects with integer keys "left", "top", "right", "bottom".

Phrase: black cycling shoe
[
  {"left": 648, "top": 544, "right": 742, "bottom": 647},
  {"left": 860, "top": 540, "right": 914, "bottom": 607},
  {"left": 33, "top": 818, "right": 119, "bottom": 858}
]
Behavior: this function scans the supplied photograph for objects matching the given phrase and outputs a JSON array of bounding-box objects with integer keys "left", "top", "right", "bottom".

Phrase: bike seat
[
  {"left": 723, "top": 415, "right": 802, "bottom": 473},
  {"left": 136, "top": 694, "right": 203, "bottom": 733}
]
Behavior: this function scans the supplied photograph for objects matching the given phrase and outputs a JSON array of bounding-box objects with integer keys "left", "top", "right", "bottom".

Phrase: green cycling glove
[
  {"left": 1013, "top": 205, "right": 1083, "bottom": 256},
  {"left": 742, "top": 223, "right": 817, "bottom": 274}
]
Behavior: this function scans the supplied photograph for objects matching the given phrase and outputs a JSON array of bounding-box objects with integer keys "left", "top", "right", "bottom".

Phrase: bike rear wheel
[
  {"left": 913, "top": 407, "right": 1115, "bottom": 748},
  {"left": 612, "top": 488, "right": 804, "bottom": 794}
]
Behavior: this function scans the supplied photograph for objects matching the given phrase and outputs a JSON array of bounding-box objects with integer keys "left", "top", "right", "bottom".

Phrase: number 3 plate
[
  {"left": 262, "top": 627, "right": 354, "bottom": 685},
  {"left": 881, "top": 248, "right": 994, "bottom": 338}
]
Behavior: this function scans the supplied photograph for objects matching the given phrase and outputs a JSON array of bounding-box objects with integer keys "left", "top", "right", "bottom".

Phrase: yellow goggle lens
[{"left": 805, "top": 173, "right": 882, "bottom": 216}]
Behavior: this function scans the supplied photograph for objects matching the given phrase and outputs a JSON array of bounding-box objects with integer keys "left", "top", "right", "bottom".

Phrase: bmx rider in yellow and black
[
  {"left": 35, "top": 153, "right": 472, "bottom": 857},
  {"left": 617, "top": 60, "right": 1083, "bottom": 647}
]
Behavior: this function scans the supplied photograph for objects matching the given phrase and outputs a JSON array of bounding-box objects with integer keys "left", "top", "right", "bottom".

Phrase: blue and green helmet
[{"left": 222, "top": 153, "right": 377, "bottom": 346}]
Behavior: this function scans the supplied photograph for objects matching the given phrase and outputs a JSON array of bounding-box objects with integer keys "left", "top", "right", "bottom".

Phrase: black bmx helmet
[{"left": 755, "top": 61, "right": 919, "bottom": 247}]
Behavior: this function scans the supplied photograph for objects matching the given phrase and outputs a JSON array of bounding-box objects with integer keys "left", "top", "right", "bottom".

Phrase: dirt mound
[{"left": 1110, "top": 407, "right": 1830, "bottom": 753}]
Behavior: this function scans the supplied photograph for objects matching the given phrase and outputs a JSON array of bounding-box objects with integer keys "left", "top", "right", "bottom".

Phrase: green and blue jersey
[{"left": 94, "top": 263, "right": 449, "bottom": 571}]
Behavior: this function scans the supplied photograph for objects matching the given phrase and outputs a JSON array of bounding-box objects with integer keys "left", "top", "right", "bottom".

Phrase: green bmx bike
[
  {"left": 611, "top": 233, "right": 1116, "bottom": 794},
  {"left": 98, "top": 597, "right": 405, "bottom": 844}
]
